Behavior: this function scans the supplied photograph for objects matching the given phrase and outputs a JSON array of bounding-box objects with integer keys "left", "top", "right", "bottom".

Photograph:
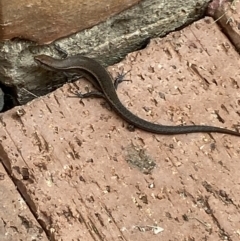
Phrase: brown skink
[{"left": 34, "top": 54, "right": 240, "bottom": 136}]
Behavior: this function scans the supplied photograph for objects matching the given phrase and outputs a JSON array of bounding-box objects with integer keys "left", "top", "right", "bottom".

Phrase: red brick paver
[{"left": 0, "top": 17, "right": 240, "bottom": 240}]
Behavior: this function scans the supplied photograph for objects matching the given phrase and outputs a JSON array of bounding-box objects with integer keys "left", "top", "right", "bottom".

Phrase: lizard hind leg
[{"left": 114, "top": 69, "right": 131, "bottom": 89}]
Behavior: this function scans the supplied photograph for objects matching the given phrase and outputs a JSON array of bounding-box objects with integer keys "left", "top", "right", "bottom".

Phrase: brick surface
[
  {"left": 0, "top": 17, "right": 240, "bottom": 240},
  {"left": 0, "top": 164, "right": 48, "bottom": 241},
  {"left": 0, "top": 0, "right": 139, "bottom": 43}
]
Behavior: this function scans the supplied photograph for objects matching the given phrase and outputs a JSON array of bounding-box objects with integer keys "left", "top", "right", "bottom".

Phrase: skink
[{"left": 34, "top": 54, "right": 240, "bottom": 136}]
